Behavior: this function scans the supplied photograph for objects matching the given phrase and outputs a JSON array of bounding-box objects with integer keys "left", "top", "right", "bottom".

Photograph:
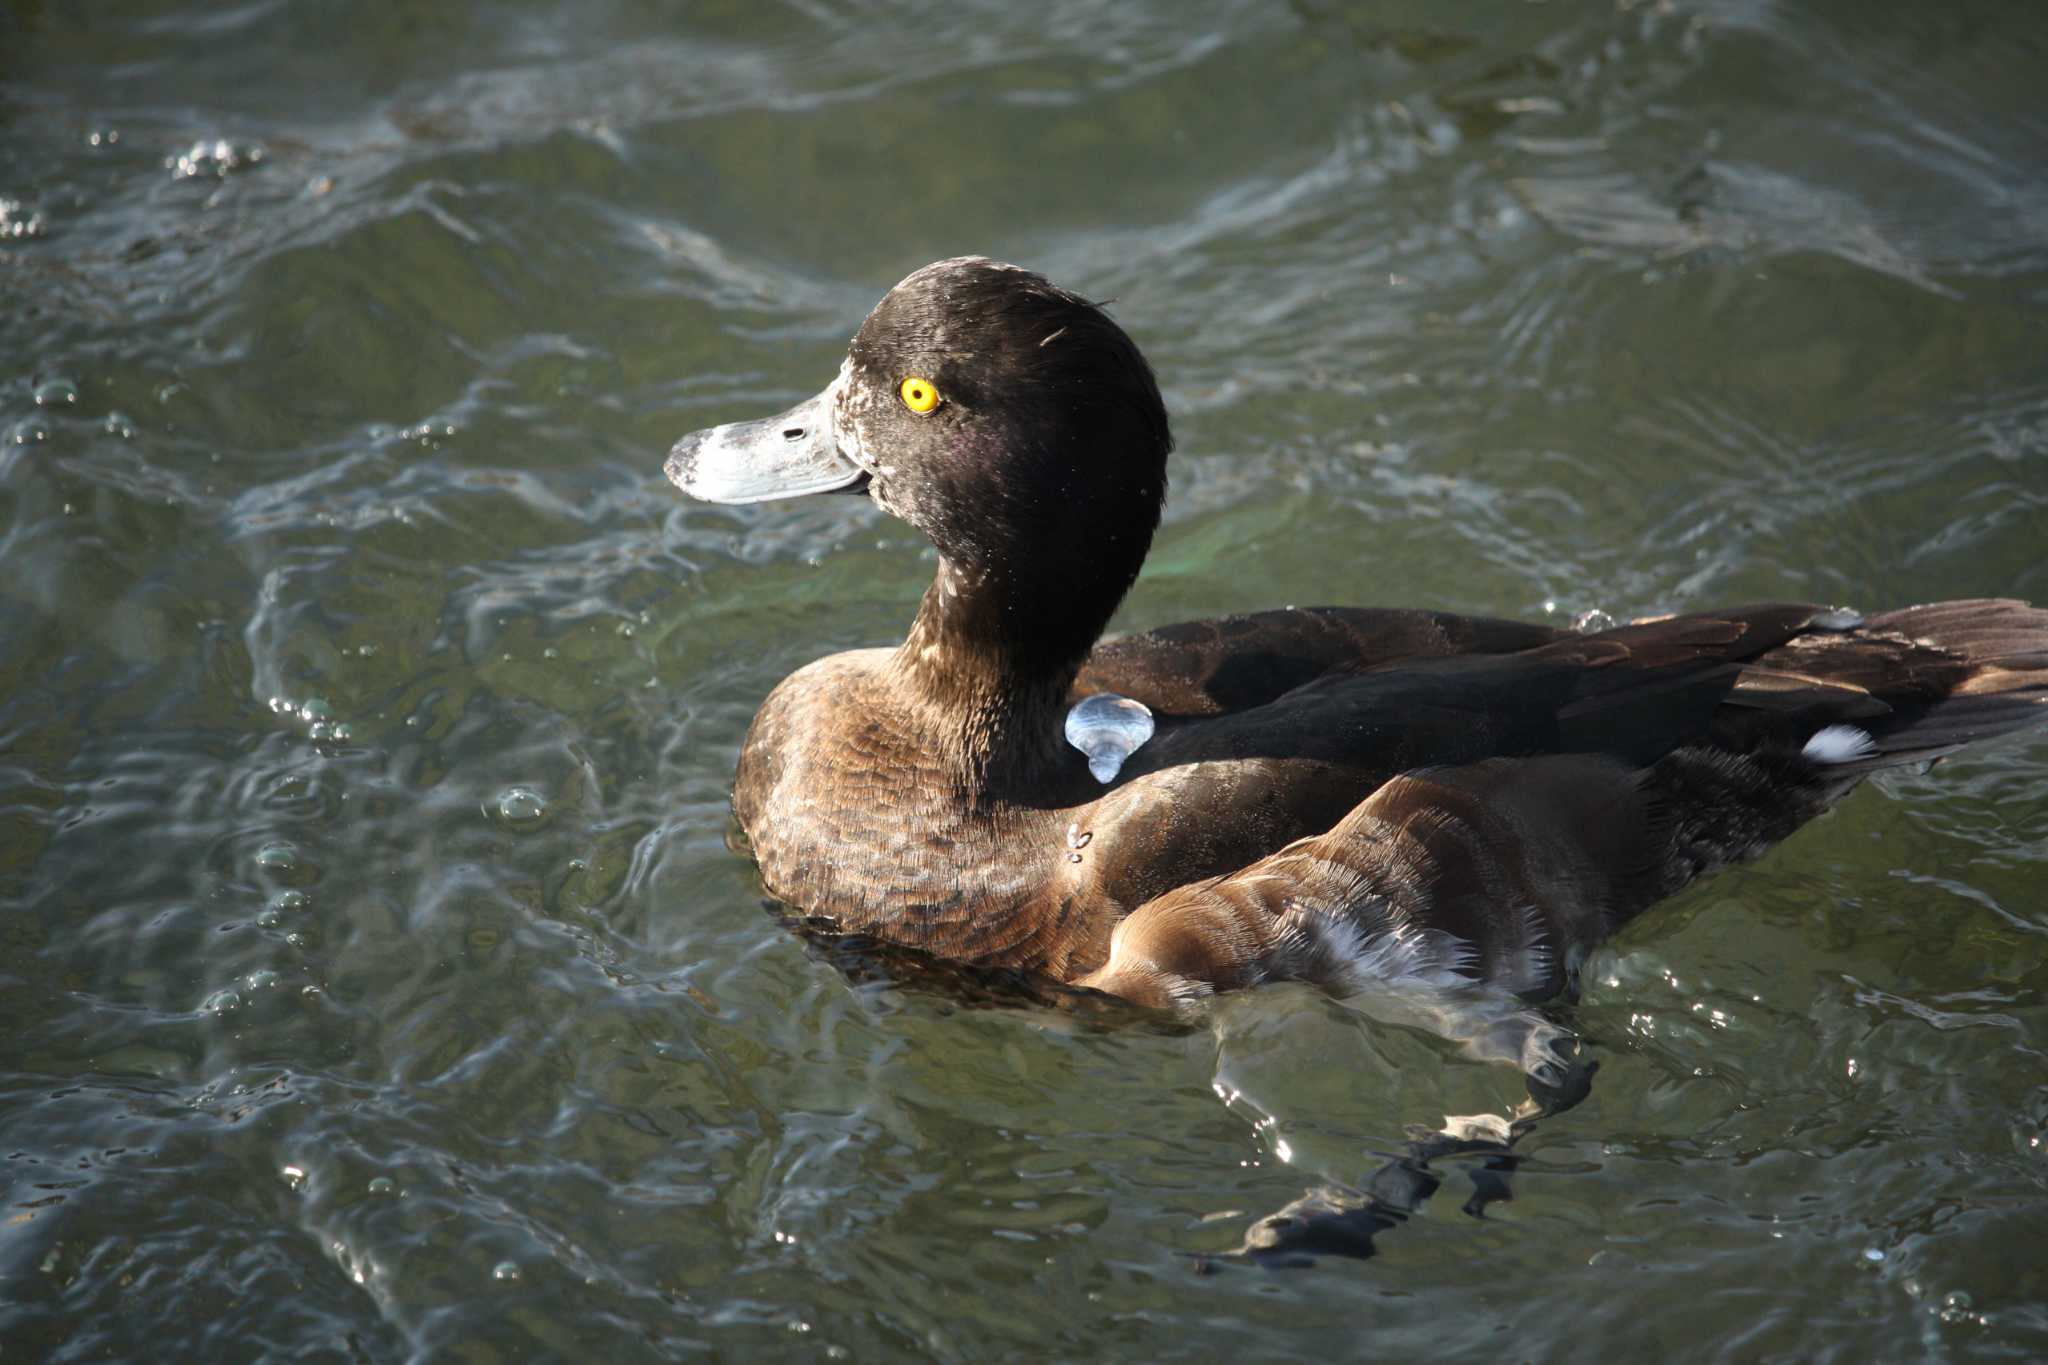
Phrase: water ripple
[{"left": 5, "top": 0, "right": 2048, "bottom": 1358}]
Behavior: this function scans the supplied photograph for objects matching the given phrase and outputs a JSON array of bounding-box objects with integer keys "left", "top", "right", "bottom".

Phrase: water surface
[{"left": 4, "top": 1, "right": 2047, "bottom": 1359}]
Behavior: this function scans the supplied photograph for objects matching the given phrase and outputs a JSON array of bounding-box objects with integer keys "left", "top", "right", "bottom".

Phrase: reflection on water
[{"left": 3, "top": 0, "right": 2046, "bottom": 1357}]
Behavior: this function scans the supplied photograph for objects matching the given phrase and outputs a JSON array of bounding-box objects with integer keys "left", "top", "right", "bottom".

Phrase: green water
[{"left": 4, "top": 1, "right": 2046, "bottom": 1358}]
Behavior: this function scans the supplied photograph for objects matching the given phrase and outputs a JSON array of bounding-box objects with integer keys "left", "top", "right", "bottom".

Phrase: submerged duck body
[{"left": 666, "top": 257, "right": 2048, "bottom": 1013}]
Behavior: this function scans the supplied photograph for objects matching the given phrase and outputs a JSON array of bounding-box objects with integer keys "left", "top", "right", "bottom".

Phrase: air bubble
[
  {"left": 0, "top": 199, "right": 45, "bottom": 240},
  {"left": 169, "top": 138, "right": 264, "bottom": 180},
  {"left": 33, "top": 377, "right": 78, "bottom": 406},
  {"left": 1935, "top": 1290, "right": 1987, "bottom": 1327},
  {"left": 493, "top": 787, "right": 548, "bottom": 825},
  {"left": 256, "top": 841, "right": 298, "bottom": 873}
]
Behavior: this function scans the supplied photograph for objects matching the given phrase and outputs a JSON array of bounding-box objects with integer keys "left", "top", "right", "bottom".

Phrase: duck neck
[{"left": 891, "top": 556, "right": 1110, "bottom": 801}]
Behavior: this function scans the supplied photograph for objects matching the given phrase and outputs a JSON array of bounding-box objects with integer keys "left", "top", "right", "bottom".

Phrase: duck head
[{"left": 666, "top": 258, "right": 1173, "bottom": 695}]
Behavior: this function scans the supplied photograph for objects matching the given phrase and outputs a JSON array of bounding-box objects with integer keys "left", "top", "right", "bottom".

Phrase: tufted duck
[{"left": 666, "top": 257, "right": 2047, "bottom": 1022}]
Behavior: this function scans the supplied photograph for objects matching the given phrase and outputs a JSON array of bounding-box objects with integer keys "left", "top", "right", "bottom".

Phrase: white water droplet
[{"left": 1064, "top": 694, "right": 1154, "bottom": 784}]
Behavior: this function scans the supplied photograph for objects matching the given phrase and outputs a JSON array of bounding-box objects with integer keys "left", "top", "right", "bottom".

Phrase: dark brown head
[{"left": 667, "top": 258, "right": 1173, "bottom": 681}]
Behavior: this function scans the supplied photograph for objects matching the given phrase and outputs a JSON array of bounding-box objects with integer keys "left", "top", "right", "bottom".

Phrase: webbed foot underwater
[{"left": 663, "top": 256, "right": 2048, "bottom": 1259}]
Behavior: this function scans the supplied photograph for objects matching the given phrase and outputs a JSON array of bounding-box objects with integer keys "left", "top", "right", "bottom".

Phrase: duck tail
[
  {"left": 1638, "top": 599, "right": 2048, "bottom": 904},
  {"left": 1731, "top": 598, "right": 2048, "bottom": 778}
]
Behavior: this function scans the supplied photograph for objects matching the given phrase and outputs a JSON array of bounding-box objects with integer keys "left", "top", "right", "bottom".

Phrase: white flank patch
[
  {"left": 1803, "top": 724, "right": 1879, "bottom": 764},
  {"left": 1279, "top": 903, "right": 1476, "bottom": 995}
]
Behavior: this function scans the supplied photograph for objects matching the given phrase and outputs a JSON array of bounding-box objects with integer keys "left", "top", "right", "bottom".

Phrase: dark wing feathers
[
  {"left": 1110, "top": 598, "right": 2047, "bottom": 777},
  {"left": 1117, "top": 602, "right": 1853, "bottom": 777},
  {"left": 1074, "top": 606, "right": 1562, "bottom": 715}
]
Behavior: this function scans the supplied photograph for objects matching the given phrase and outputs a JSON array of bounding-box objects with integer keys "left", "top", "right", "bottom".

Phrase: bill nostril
[{"left": 782, "top": 427, "right": 805, "bottom": 441}]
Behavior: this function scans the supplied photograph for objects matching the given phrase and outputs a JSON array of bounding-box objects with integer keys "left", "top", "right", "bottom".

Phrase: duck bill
[{"left": 663, "top": 380, "right": 867, "bottom": 504}]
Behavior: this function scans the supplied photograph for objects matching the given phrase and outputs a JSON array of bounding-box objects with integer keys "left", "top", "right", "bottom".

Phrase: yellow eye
[{"left": 899, "top": 376, "right": 940, "bottom": 414}]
